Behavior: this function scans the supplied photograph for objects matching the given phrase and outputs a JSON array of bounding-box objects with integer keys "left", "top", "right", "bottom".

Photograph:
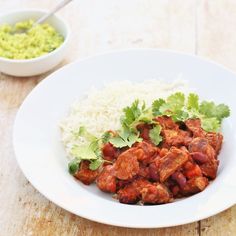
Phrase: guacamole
[{"left": 0, "top": 20, "right": 64, "bottom": 59}]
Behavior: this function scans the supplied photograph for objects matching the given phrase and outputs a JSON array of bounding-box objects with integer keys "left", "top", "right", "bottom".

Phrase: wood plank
[
  {"left": 0, "top": 0, "right": 198, "bottom": 235},
  {"left": 200, "top": 208, "right": 236, "bottom": 236},
  {"left": 197, "top": 0, "right": 236, "bottom": 71},
  {"left": 197, "top": 0, "right": 236, "bottom": 235}
]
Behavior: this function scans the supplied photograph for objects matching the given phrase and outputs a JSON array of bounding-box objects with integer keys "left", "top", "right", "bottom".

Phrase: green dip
[{"left": 0, "top": 20, "right": 64, "bottom": 59}]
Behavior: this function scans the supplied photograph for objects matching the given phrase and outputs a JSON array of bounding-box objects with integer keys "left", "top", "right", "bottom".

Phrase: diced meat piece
[
  {"left": 186, "top": 119, "right": 223, "bottom": 155},
  {"left": 117, "top": 179, "right": 150, "bottom": 204},
  {"left": 188, "top": 137, "right": 216, "bottom": 160},
  {"left": 74, "top": 161, "right": 99, "bottom": 185},
  {"left": 141, "top": 183, "right": 172, "bottom": 204},
  {"left": 185, "top": 118, "right": 201, "bottom": 131},
  {"left": 148, "top": 162, "right": 160, "bottom": 181},
  {"left": 161, "top": 129, "right": 178, "bottom": 147},
  {"left": 96, "top": 165, "right": 116, "bottom": 193},
  {"left": 155, "top": 116, "right": 179, "bottom": 130},
  {"left": 200, "top": 159, "right": 219, "bottom": 179},
  {"left": 181, "top": 130, "right": 193, "bottom": 146},
  {"left": 183, "top": 161, "right": 202, "bottom": 179},
  {"left": 159, "top": 147, "right": 189, "bottom": 182},
  {"left": 114, "top": 149, "right": 140, "bottom": 180},
  {"left": 117, "top": 184, "right": 140, "bottom": 204},
  {"left": 136, "top": 123, "right": 152, "bottom": 141},
  {"left": 116, "top": 179, "right": 133, "bottom": 190},
  {"left": 180, "top": 146, "right": 189, "bottom": 152},
  {"left": 102, "top": 143, "right": 119, "bottom": 161},
  {"left": 161, "top": 129, "right": 192, "bottom": 148},
  {"left": 205, "top": 132, "right": 223, "bottom": 155},
  {"left": 159, "top": 148, "right": 169, "bottom": 157},
  {"left": 133, "top": 178, "right": 151, "bottom": 191},
  {"left": 181, "top": 177, "right": 209, "bottom": 196},
  {"left": 171, "top": 171, "right": 187, "bottom": 189},
  {"left": 135, "top": 141, "right": 158, "bottom": 164},
  {"left": 188, "top": 137, "right": 218, "bottom": 178},
  {"left": 138, "top": 164, "right": 150, "bottom": 179},
  {"left": 185, "top": 118, "right": 206, "bottom": 137}
]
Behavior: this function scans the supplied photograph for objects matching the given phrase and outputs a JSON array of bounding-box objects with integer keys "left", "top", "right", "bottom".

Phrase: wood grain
[{"left": 0, "top": 0, "right": 235, "bottom": 235}]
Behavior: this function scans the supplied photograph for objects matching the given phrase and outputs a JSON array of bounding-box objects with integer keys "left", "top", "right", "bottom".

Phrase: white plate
[{"left": 13, "top": 49, "right": 236, "bottom": 228}]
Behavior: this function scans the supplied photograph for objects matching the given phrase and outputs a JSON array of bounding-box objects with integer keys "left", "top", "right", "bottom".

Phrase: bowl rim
[{"left": 0, "top": 8, "right": 71, "bottom": 63}]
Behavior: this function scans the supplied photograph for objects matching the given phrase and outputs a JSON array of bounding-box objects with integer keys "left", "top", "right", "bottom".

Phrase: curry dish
[
  {"left": 64, "top": 91, "right": 230, "bottom": 205},
  {"left": 72, "top": 116, "right": 222, "bottom": 204}
]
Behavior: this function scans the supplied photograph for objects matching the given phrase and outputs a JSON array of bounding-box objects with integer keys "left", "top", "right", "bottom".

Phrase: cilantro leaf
[
  {"left": 171, "top": 110, "right": 189, "bottom": 122},
  {"left": 159, "top": 103, "right": 172, "bottom": 115},
  {"left": 121, "top": 100, "right": 141, "bottom": 127},
  {"left": 158, "top": 92, "right": 185, "bottom": 117},
  {"left": 149, "top": 125, "right": 162, "bottom": 146},
  {"left": 130, "top": 108, "right": 154, "bottom": 129},
  {"left": 201, "top": 117, "right": 220, "bottom": 132},
  {"left": 109, "top": 136, "right": 128, "bottom": 148},
  {"left": 101, "top": 131, "right": 112, "bottom": 144},
  {"left": 214, "top": 104, "right": 230, "bottom": 122},
  {"left": 199, "top": 101, "right": 230, "bottom": 122},
  {"left": 166, "top": 92, "right": 185, "bottom": 111},
  {"left": 187, "top": 93, "right": 199, "bottom": 111},
  {"left": 71, "top": 144, "right": 97, "bottom": 160},
  {"left": 121, "top": 100, "right": 153, "bottom": 129},
  {"left": 69, "top": 143, "right": 104, "bottom": 174},
  {"left": 89, "top": 158, "right": 103, "bottom": 170},
  {"left": 109, "top": 128, "right": 142, "bottom": 148},
  {"left": 199, "top": 101, "right": 215, "bottom": 117},
  {"left": 152, "top": 98, "right": 165, "bottom": 116},
  {"left": 68, "top": 158, "right": 81, "bottom": 175},
  {"left": 78, "top": 126, "right": 97, "bottom": 141}
]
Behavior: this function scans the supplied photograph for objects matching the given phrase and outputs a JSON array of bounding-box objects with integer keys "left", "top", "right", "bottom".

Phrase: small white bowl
[{"left": 0, "top": 9, "right": 70, "bottom": 77}]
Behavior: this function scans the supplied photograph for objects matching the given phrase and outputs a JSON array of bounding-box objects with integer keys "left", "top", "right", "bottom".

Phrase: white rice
[{"left": 60, "top": 79, "right": 190, "bottom": 159}]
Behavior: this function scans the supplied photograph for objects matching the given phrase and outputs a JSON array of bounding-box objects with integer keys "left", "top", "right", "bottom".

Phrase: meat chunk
[
  {"left": 96, "top": 165, "right": 116, "bottom": 193},
  {"left": 117, "top": 179, "right": 150, "bottom": 204},
  {"left": 183, "top": 161, "right": 202, "bottom": 179},
  {"left": 161, "top": 129, "right": 192, "bottom": 148},
  {"left": 188, "top": 137, "right": 216, "bottom": 160},
  {"left": 114, "top": 148, "right": 140, "bottom": 180},
  {"left": 102, "top": 143, "right": 119, "bottom": 161},
  {"left": 135, "top": 141, "right": 158, "bottom": 164},
  {"left": 155, "top": 116, "right": 179, "bottom": 130},
  {"left": 185, "top": 118, "right": 205, "bottom": 137},
  {"left": 181, "top": 177, "right": 209, "bottom": 195},
  {"left": 74, "top": 161, "right": 99, "bottom": 185},
  {"left": 159, "top": 147, "right": 189, "bottom": 182},
  {"left": 136, "top": 123, "right": 152, "bottom": 141},
  {"left": 159, "top": 148, "right": 169, "bottom": 157},
  {"left": 186, "top": 119, "right": 223, "bottom": 155},
  {"left": 117, "top": 184, "right": 140, "bottom": 204},
  {"left": 205, "top": 132, "right": 223, "bottom": 155},
  {"left": 141, "top": 183, "right": 172, "bottom": 204},
  {"left": 188, "top": 137, "right": 218, "bottom": 178},
  {"left": 138, "top": 164, "right": 150, "bottom": 179},
  {"left": 148, "top": 162, "right": 160, "bottom": 181},
  {"left": 200, "top": 159, "right": 219, "bottom": 179},
  {"left": 116, "top": 179, "right": 134, "bottom": 190}
]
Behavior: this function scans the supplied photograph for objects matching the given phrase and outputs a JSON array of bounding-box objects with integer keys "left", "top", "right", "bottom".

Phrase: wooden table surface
[{"left": 1, "top": 0, "right": 236, "bottom": 235}]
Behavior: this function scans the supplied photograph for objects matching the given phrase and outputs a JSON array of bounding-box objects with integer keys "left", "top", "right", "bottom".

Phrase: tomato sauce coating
[{"left": 72, "top": 116, "right": 223, "bottom": 205}]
